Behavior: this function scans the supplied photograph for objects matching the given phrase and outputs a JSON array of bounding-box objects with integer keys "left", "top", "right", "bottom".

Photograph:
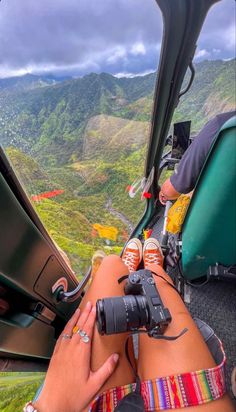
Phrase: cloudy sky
[{"left": 0, "top": 0, "right": 235, "bottom": 79}]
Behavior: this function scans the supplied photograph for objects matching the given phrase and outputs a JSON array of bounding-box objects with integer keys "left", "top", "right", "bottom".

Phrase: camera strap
[
  {"left": 113, "top": 375, "right": 145, "bottom": 411},
  {"left": 125, "top": 328, "right": 188, "bottom": 378},
  {"left": 118, "top": 272, "right": 180, "bottom": 295},
  {"left": 114, "top": 270, "right": 188, "bottom": 411},
  {"left": 114, "top": 335, "right": 145, "bottom": 412},
  {"left": 118, "top": 274, "right": 129, "bottom": 284},
  {"left": 114, "top": 326, "right": 188, "bottom": 412},
  {"left": 150, "top": 270, "right": 181, "bottom": 295}
]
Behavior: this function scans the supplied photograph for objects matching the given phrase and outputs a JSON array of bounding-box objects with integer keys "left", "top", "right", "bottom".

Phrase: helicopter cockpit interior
[{"left": 0, "top": 0, "right": 235, "bottom": 407}]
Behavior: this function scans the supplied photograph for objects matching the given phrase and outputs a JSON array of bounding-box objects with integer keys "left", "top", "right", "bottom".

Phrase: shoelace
[
  {"left": 144, "top": 252, "right": 162, "bottom": 266},
  {"left": 123, "top": 250, "right": 139, "bottom": 271}
]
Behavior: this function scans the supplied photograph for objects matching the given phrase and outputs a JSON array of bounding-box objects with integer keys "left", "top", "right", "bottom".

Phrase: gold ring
[{"left": 73, "top": 325, "right": 79, "bottom": 334}]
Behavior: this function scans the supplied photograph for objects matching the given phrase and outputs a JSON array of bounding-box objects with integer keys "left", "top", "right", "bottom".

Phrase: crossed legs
[{"left": 80, "top": 240, "right": 234, "bottom": 411}]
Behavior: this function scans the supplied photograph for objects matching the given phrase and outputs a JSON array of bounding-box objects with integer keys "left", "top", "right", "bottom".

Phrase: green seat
[{"left": 182, "top": 116, "right": 236, "bottom": 280}]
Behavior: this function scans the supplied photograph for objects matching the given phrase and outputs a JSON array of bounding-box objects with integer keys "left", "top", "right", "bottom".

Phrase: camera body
[
  {"left": 124, "top": 269, "right": 172, "bottom": 336},
  {"left": 96, "top": 269, "right": 172, "bottom": 338}
]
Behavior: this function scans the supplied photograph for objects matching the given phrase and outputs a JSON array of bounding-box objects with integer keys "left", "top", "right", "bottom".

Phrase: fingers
[
  {"left": 73, "top": 306, "right": 97, "bottom": 379},
  {"left": 62, "top": 307, "right": 81, "bottom": 337},
  {"left": 91, "top": 353, "right": 119, "bottom": 392},
  {"left": 77, "top": 306, "right": 96, "bottom": 357},
  {"left": 159, "top": 191, "right": 167, "bottom": 205},
  {"left": 82, "top": 306, "right": 96, "bottom": 345},
  {"left": 72, "top": 301, "right": 92, "bottom": 342},
  {"left": 54, "top": 307, "right": 81, "bottom": 354}
]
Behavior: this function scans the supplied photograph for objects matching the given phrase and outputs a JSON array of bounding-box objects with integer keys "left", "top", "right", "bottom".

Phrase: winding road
[{"left": 105, "top": 198, "right": 134, "bottom": 233}]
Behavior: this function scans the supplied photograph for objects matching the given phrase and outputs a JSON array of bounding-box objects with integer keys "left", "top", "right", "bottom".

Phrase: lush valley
[
  {"left": 1, "top": 59, "right": 235, "bottom": 275},
  {"left": 0, "top": 59, "right": 235, "bottom": 409},
  {"left": 1, "top": 60, "right": 235, "bottom": 165}
]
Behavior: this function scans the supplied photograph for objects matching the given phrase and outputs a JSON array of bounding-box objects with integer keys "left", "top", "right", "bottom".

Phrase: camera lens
[{"left": 96, "top": 295, "right": 149, "bottom": 335}]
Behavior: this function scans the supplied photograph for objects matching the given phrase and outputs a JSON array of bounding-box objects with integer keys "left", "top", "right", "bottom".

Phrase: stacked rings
[{"left": 72, "top": 325, "right": 90, "bottom": 343}]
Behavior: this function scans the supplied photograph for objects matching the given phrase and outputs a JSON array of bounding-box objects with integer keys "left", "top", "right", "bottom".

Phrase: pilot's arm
[{"left": 159, "top": 111, "right": 235, "bottom": 205}]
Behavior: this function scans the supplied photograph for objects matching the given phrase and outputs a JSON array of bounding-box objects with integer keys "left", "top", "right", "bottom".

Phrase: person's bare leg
[
  {"left": 138, "top": 263, "right": 234, "bottom": 412},
  {"left": 80, "top": 255, "right": 135, "bottom": 392}
]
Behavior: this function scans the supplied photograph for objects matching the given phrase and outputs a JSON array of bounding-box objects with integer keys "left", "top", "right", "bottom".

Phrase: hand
[
  {"left": 159, "top": 190, "right": 168, "bottom": 205},
  {"left": 34, "top": 302, "right": 119, "bottom": 412},
  {"left": 159, "top": 178, "right": 180, "bottom": 205}
]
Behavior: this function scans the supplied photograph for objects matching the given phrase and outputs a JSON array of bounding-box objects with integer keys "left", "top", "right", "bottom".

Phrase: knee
[
  {"left": 103, "top": 254, "right": 128, "bottom": 274},
  {"left": 103, "top": 254, "right": 122, "bottom": 265},
  {"left": 94, "top": 254, "right": 128, "bottom": 281}
]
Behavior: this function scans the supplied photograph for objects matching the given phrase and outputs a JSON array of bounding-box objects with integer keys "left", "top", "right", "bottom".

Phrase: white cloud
[
  {"left": 106, "top": 46, "right": 127, "bottom": 64},
  {"left": 0, "top": 0, "right": 234, "bottom": 79},
  {"left": 224, "top": 25, "right": 236, "bottom": 50},
  {"left": 212, "top": 48, "right": 221, "bottom": 54},
  {"left": 114, "top": 69, "right": 155, "bottom": 78},
  {"left": 0, "top": 60, "right": 101, "bottom": 79},
  {"left": 0, "top": 65, "right": 28, "bottom": 78},
  {"left": 130, "top": 42, "right": 146, "bottom": 56},
  {"left": 194, "top": 48, "right": 211, "bottom": 60}
]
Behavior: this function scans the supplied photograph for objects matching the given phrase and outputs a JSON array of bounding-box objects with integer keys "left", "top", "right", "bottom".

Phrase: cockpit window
[{"left": 1, "top": 1, "right": 161, "bottom": 277}]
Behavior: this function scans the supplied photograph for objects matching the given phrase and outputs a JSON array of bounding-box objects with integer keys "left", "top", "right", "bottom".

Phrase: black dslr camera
[{"left": 96, "top": 269, "right": 172, "bottom": 338}]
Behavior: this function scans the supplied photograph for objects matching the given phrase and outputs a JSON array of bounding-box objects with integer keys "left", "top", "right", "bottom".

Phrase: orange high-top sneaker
[
  {"left": 143, "top": 238, "right": 164, "bottom": 268},
  {"left": 122, "top": 238, "right": 142, "bottom": 272}
]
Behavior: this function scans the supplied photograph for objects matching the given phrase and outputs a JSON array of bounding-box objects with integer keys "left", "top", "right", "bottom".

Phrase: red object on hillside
[
  {"left": 91, "top": 228, "right": 98, "bottom": 238},
  {"left": 143, "top": 192, "right": 152, "bottom": 199},
  {"left": 31, "top": 189, "right": 64, "bottom": 202}
]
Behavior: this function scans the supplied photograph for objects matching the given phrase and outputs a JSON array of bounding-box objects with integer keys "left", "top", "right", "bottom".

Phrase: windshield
[
  {"left": 1, "top": 1, "right": 235, "bottom": 278},
  {"left": 0, "top": 1, "right": 161, "bottom": 277}
]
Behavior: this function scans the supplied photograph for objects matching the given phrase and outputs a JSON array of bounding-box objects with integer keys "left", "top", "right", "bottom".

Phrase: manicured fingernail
[
  {"left": 92, "top": 306, "right": 96, "bottom": 314},
  {"left": 86, "top": 301, "right": 92, "bottom": 309},
  {"left": 113, "top": 353, "right": 119, "bottom": 362},
  {"left": 76, "top": 307, "right": 80, "bottom": 313}
]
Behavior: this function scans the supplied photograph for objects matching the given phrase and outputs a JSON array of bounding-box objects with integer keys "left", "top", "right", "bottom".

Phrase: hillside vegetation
[
  {"left": 0, "top": 59, "right": 235, "bottom": 410},
  {"left": 1, "top": 59, "right": 235, "bottom": 275},
  {"left": 1, "top": 60, "right": 235, "bottom": 165},
  {"left": 0, "top": 373, "right": 45, "bottom": 412}
]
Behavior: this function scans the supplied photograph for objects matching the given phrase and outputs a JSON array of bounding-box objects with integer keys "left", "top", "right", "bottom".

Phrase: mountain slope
[
  {"left": 0, "top": 59, "right": 235, "bottom": 166},
  {"left": 2, "top": 59, "right": 235, "bottom": 275},
  {"left": 0, "top": 73, "right": 70, "bottom": 92},
  {"left": 173, "top": 59, "right": 236, "bottom": 132},
  {"left": 0, "top": 72, "right": 155, "bottom": 165},
  {"left": 82, "top": 114, "right": 149, "bottom": 161}
]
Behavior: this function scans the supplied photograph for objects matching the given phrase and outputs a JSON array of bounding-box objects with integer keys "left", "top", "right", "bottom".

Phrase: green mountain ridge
[
  {"left": 0, "top": 71, "right": 156, "bottom": 165},
  {"left": 1, "top": 59, "right": 235, "bottom": 275},
  {"left": 0, "top": 73, "right": 71, "bottom": 92},
  {"left": 1, "top": 59, "right": 235, "bottom": 166},
  {"left": 82, "top": 114, "right": 149, "bottom": 161},
  {"left": 1, "top": 55, "right": 235, "bottom": 412}
]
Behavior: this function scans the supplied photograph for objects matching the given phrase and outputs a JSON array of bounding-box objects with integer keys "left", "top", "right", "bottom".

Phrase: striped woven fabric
[{"left": 89, "top": 340, "right": 226, "bottom": 411}]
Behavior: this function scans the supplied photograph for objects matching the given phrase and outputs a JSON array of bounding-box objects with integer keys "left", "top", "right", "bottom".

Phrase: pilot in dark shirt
[{"left": 159, "top": 111, "right": 236, "bottom": 204}]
